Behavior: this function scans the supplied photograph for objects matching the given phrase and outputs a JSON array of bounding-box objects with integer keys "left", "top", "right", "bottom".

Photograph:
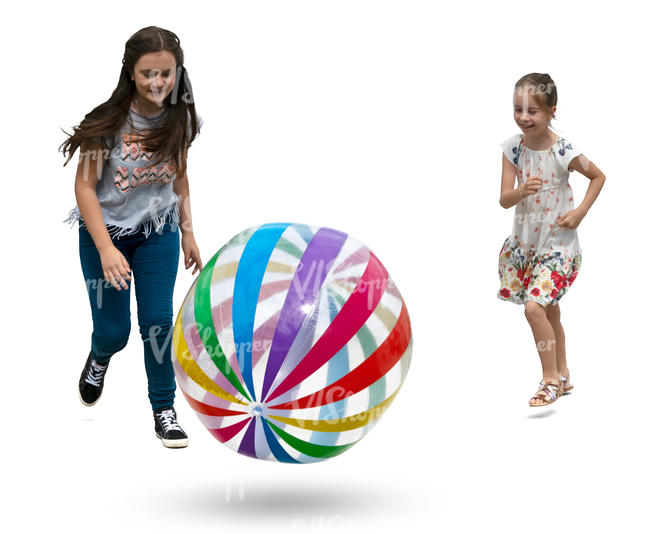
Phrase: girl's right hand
[
  {"left": 522, "top": 177, "right": 543, "bottom": 196},
  {"left": 99, "top": 245, "right": 132, "bottom": 291}
]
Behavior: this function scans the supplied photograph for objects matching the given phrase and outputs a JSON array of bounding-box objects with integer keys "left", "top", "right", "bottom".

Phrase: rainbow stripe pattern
[{"left": 172, "top": 223, "right": 412, "bottom": 463}]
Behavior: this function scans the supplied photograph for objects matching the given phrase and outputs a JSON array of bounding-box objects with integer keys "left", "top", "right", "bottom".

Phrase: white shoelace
[
  {"left": 157, "top": 409, "right": 182, "bottom": 432},
  {"left": 85, "top": 361, "right": 108, "bottom": 387}
]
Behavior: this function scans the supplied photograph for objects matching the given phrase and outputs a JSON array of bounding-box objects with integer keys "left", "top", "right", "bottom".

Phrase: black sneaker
[
  {"left": 79, "top": 351, "right": 109, "bottom": 406},
  {"left": 154, "top": 406, "right": 189, "bottom": 448}
]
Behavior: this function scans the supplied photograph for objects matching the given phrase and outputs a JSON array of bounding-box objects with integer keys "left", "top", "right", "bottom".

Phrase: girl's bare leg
[
  {"left": 524, "top": 300, "right": 560, "bottom": 405},
  {"left": 545, "top": 303, "right": 569, "bottom": 380}
]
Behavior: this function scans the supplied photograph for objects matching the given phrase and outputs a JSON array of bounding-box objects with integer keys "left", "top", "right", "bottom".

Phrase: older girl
[{"left": 61, "top": 26, "right": 203, "bottom": 446}]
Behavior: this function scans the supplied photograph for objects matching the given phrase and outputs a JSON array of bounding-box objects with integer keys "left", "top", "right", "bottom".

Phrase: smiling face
[
  {"left": 130, "top": 50, "right": 177, "bottom": 111},
  {"left": 513, "top": 85, "right": 556, "bottom": 136}
]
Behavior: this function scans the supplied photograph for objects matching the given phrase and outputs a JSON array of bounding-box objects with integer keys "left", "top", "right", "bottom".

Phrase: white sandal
[
  {"left": 559, "top": 374, "right": 573, "bottom": 393},
  {"left": 529, "top": 380, "right": 563, "bottom": 407}
]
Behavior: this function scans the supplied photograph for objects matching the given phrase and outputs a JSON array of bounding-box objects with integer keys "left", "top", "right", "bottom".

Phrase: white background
[{"left": 2, "top": 1, "right": 648, "bottom": 532}]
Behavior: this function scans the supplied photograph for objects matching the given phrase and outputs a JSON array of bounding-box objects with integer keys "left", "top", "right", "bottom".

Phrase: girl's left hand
[
  {"left": 181, "top": 233, "right": 203, "bottom": 275},
  {"left": 556, "top": 209, "right": 584, "bottom": 230}
]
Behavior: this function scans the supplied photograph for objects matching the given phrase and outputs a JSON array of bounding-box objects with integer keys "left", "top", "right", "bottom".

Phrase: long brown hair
[{"left": 59, "top": 26, "right": 199, "bottom": 178}]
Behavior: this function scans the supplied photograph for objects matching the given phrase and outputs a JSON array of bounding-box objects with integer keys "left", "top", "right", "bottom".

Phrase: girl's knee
[
  {"left": 545, "top": 302, "right": 561, "bottom": 322},
  {"left": 524, "top": 300, "right": 546, "bottom": 321},
  {"left": 138, "top": 319, "right": 173, "bottom": 342},
  {"left": 95, "top": 322, "right": 131, "bottom": 353}
]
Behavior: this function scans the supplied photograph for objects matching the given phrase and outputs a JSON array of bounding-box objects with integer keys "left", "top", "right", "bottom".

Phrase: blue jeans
[{"left": 78, "top": 221, "right": 180, "bottom": 411}]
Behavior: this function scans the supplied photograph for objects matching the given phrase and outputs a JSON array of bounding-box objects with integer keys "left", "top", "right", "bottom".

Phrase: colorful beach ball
[{"left": 172, "top": 223, "right": 412, "bottom": 463}]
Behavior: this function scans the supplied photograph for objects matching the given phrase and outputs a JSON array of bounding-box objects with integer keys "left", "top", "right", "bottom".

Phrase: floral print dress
[{"left": 497, "top": 133, "right": 583, "bottom": 308}]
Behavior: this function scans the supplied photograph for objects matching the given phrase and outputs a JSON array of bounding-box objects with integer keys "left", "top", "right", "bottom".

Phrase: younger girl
[
  {"left": 61, "top": 26, "right": 203, "bottom": 446},
  {"left": 497, "top": 73, "right": 605, "bottom": 407}
]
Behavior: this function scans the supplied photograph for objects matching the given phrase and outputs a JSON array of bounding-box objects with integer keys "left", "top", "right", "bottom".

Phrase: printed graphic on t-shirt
[{"left": 115, "top": 133, "right": 175, "bottom": 192}]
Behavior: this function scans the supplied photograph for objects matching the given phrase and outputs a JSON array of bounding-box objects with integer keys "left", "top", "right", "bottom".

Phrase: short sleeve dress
[{"left": 497, "top": 133, "right": 583, "bottom": 308}]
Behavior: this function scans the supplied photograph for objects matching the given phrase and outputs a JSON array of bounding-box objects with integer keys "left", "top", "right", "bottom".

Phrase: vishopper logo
[
  {"left": 144, "top": 195, "right": 165, "bottom": 217},
  {"left": 85, "top": 277, "right": 116, "bottom": 310},
  {"left": 291, "top": 516, "right": 352, "bottom": 531},
  {"left": 516, "top": 82, "right": 555, "bottom": 113},
  {"left": 536, "top": 339, "right": 556, "bottom": 352},
  {"left": 147, "top": 66, "right": 195, "bottom": 107},
  {"left": 170, "top": 192, "right": 195, "bottom": 234},
  {"left": 292, "top": 258, "right": 336, "bottom": 302},
  {"left": 279, "top": 387, "right": 390, "bottom": 430},
  {"left": 515, "top": 210, "right": 566, "bottom": 225},
  {"left": 78, "top": 145, "right": 116, "bottom": 182},
  {"left": 148, "top": 323, "right": 175, "bottom": 364},
  {"left": 349, "top": 276, "right": 395, "bottom": 310},
  {"left": 151, "top": 321, "right": 275, "bottom": 367},
  {"left": 142, "top": 196, "right": 179, "bottom": 232},
  {"left": 292, "top": 258, "right": 396, "bottom": 312},
  {"left": 517, "top": 81, "right": 555, "bottom": 97},
  {"left": 273, "top": 386, "right": 351, "bottom": 425},
  {"left": 223, "top": 478, "right": 245, "bottom": 503}
]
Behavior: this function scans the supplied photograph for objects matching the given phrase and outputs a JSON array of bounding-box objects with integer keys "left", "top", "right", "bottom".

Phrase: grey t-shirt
[{"left": 63, "top": 107, "right": 199, "bottom": 239}]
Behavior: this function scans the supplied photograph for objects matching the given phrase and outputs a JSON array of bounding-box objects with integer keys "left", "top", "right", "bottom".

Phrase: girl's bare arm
[
  {"left": 500, "top": 153, "right": 543, "bottom": 209},
  {"left": 74, "top": 140, "right": 132, "bottom": 291},
  {"left": 568, "top": 155, "right": 606, "bottom": 217},
  {"left": 74, "top": 140, "right": 113, "bottom": 252},
  {"left": 173, "top": 147, "right": 195, "bottom": 235},
  {"left": 173, "top": 173, "right": 194, "bottom": 235},
  {"left": 499, "top": 153, "right": 523, "bottom": 209}
]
